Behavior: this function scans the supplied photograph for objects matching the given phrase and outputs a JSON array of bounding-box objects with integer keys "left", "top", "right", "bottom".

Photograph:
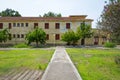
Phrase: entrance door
[
  {"left": 94, "top": 37, "right": 99, "bottom": 45},
  {"left": 81, "top": 39, "right": 85, "bottom": 45}
]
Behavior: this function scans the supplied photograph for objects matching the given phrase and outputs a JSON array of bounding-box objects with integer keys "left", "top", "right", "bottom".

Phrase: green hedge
[
  {"left": 13, "top": 43, "right": 30, "bottom": 48},
  {"left": 104, "top": 42, "right": 116, "bottom": 48}
]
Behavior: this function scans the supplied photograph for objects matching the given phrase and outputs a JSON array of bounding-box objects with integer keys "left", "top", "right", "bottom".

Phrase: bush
[
  {"left": 115, "top": 56, "right": 120, "bottom": 65},
  {"left": 104, "top": 42, "right": 116, "bottom": 48},
  {"left": 61, "top": 30, "right": 80, "bottom": 45},
  {"left": 13, "top": 43, "right": 30, "bottom": 48}
]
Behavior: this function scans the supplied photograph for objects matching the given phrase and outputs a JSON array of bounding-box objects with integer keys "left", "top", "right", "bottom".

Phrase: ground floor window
[
  {"left": 46, "top": 34, "right": 49, "bottom": 40},
  {"left": 13, "top": 34, "right": 16, "bottom": 38},
  {"left": 102, "top": 36, "right": 107, "bottom": 44},
  {"left": 55, "top": 34, "right": 60, "bottom": 40}
]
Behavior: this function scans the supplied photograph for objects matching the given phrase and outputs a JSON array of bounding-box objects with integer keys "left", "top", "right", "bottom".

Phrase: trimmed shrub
[
  {"left": 104, "top": 42, "right": 116, "bottom": 48},
  {"left": 13, "top": 43, "right": 30, "bottom": 48}
]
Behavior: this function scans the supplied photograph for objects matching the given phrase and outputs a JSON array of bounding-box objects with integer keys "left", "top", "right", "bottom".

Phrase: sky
[{"left": 0, "top": 0, "right": 109, "bottom": 28}]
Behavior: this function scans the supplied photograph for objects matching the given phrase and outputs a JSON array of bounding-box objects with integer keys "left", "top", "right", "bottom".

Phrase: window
[
  {"left": 45, "top": 23, "right": 49, "bottom": 29},
  {"left": 55, "top": 23, "right": 60, "bottom": 29},
  {"left": 9, "top": 34, "right": 11, "bottom": 39},
  {"left": 21, "top": 23, "right": 24, "bottom": 27},
  {"left": 55, "top": 34, "right": 60, "bottom": 40},
  {"left": 66, "top": 23, "right": 70, "bottom": 29},
  {"left": 0, "top": 23, "right": 3, "bottom": 29},
  {"left": 102, "top": 36, "right": 107, "bottom": 41},
  {"left": 21, "top": 34, "right": 24, "bottom": 38},
  {"left": 13, "top": 34, "right": 16, "bottom": 38},
  {"left": 13, "top": 23, "right": 16, "bottom": 27},
  {"left": 46, "top": 34, "right": 49, "bottom": 40},
  {"left": 34, "top": 23, "right": 38, "bottom": 29},
  {"left": 9, "top": 23, "right": 12, "bottom": 29},
  {"left": 102, "top": 36, "right": 107, "bottom": 44},
  {"left": 26, "top": 23, "right": 28, "bottom": 27},
  {"left": 17, "top": 34, "right": 20, "bottom": 38},
  {"left": 17, "top": 23, "right": 20, "bottom": 27}
]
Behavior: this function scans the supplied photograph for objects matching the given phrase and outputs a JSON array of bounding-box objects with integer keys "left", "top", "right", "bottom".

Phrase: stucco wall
[{"left": 0, "top": 20, "right": 108, "bottom": 46}]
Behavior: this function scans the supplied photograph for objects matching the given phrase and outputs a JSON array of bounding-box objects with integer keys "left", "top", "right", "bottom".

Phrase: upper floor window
[
  {"left": 26, "top": 23, "right": 28, "bottom": 27},
  {"left": 55, "top": 23, "right": 60, "bottom": 29},
  {"left": 45, "top": 23, "right": 49, "bottom": 29},
  {"left": 17, "top": 34, "right": 20, "bottom": 38},
  {"left": 9, "top": 23, "right": 12, "bottom": 29},
  {"left": 13, "top": 23, "right": 16, "bottom": 27},
  {"left": 21, "top": 23, "right": 24, "bottom": 27},
  {"left": 34, "top": 23, "right": 38, "bottom": 29},
  {"left": 0, "top": 23, "right": 3, "bottom": 29},
  {"left": 55, "top": 34, "right": 60, "bottom": 40},
  {"left": 66, "top": 23, "right": 70, "bottom": 29},
  {"left": 21, "top": 34, "right": 24, "bottom": 38},
  {"left": 17, "top": 23, "right": 20, "bottom": 27}
]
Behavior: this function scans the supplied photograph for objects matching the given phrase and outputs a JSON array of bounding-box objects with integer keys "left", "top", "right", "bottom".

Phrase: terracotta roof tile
[{"left": 0, "top": 17, "right": 93, "bottom": 22}]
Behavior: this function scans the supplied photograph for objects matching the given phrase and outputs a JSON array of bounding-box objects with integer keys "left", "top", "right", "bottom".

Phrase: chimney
[{"left": 69, "top": 15, "right": 87, "bottom": 19}]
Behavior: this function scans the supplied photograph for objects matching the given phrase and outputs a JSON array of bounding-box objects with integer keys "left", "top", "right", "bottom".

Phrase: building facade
[{"left": 0, "top": 15, "right": 109, "bottom": 45}]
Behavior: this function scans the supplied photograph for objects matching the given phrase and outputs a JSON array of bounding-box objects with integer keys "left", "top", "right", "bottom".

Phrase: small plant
[
  {"left": 115, "top": 56, "right": 120, "bottom": 65},
  {"left": 13, "top": 43, "right": 30, "bottom": 48},
  {"left": 104, "top": 42, "right": 116, "bottom": 48},
  {"left": 38, "top": 65, "right": 42, "bottom": 70}
]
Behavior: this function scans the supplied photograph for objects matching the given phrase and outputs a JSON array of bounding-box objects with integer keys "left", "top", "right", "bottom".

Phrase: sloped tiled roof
[{"left": 0, "top": 16, "right": 93, "bottom": 22}]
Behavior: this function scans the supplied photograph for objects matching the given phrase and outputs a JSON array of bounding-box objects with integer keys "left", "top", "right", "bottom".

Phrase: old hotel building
[{"left": 0, "top": 15, "right": 109, "bottom": 45}]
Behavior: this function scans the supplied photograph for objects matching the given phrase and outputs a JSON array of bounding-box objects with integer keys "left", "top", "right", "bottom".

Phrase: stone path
[
  {"left": 41, "top": 46, "right": 82, "bottom": 80},
  {"left": 0, "top": 68, "right": 43, "bottom": 80}
]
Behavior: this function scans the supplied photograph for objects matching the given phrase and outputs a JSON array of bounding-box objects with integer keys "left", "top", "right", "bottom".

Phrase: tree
[
  {"left": 61, "top": 30, "right": 80, "bottom": 45},
  {"left": 78, "top": 22, "right": 93, "bottom": 45},
  {"left": 0, "top": 8, "right": 21, "bottom": 17},
  {"left": 43, "top": 11, "right": 62, "bottom": 17},
  {"left": 26, "top": 27, "right": 46, "bottom": 47},
  {"left": 97, "top": 0, "right": 120, "bottom": 43},
  {"left": 0, "top": 28, "right": 11, "bottom": 43}
]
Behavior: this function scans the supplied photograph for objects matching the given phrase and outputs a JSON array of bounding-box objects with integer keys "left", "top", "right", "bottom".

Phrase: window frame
[
  {"left": 17, "top": 23, "right": 20, "bottom": 27},
  {"left": 26, "top": 23, "right": 28, "bottom": 27},
  {"left": 34, "top": 23, "right": 38, "bottom": 29},
  {"left": 13, "top": 34, "right": 16, "bottom": 38},
  {"left": 21, "top": 34, "right": 24, "bottom": 38},
  {"left": 55, "top": 23, "right": 60, "bottom": 29},
  {"left": 55, "top": 34, "right": 60, "bottom": 40},
  {"left": 45, "top": 23, "right": 49, "bottom": 29},
  {"left": 13, "top": 23, "right": 16, "bottom": 27},
  {"left": 0, "top": 23, "right": 3, "bottom": 29},
  {"left": 21, "top": 23, "right": 24, "bottom": 27},
  {"left": 46, "top": 34, "right": 49, "bottom": 40},
  {"left": 66, "top": 23, "right": 70, "bottom": 29},
  {"left": 9, "top": 23, "right": 12, "bottom": 29},
  {"left": 17, "top": 34, "right": 20, "bottom": 38}
]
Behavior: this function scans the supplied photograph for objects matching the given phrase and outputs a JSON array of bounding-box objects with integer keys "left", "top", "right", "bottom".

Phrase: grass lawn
[
  {"left": 67, "top": 48, "right": 120, "bottom": 80},
  {"left": 0, "top": 49, "right": 54, "bottom": 75}
]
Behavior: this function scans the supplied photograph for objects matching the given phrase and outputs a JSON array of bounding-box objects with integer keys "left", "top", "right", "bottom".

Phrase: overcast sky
[{"left": 0, "top": 0, "right": 108, "bottom": 28}]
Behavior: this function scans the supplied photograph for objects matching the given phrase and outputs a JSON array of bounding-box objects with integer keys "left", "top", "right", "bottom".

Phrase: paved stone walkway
[{"left": 41, "top": 46, "right": 82, "bottom": 80}]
